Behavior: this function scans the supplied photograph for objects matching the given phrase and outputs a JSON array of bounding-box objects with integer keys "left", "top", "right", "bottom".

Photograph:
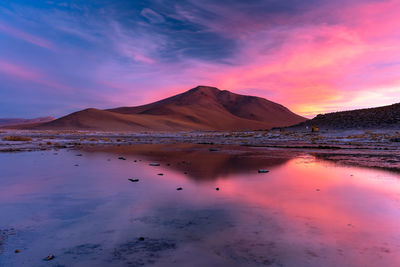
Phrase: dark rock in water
[
  {"left": 316, "top": 189, "right": 320, "bottom": 191},
  {"left": 128, "top": 178, "right": 139, "bottom": 182},
  {"left": 76, "top": 154, "right": 82, "bottom": 156},
  {"left": 74, "top": 164, "right": 79, "bottom": 166},
  {"left": 134, "top": 160, "right": 137, "bottom": 162},
  {"left": 176, "top": 187, "right": 183, "bottom": 191},
  {"left": 216, "top": 187, "right": 220, "bottom": 191},
  {"left": 209, "top": 148, "right": 218, "bottom": 152},
  {"left": 138, "top": 237, "right": 145, "bottom": 241},
  {"left": 258, "top": 169, "right": 269, "bottom": 173},
  {"left": 14, "top": 249, "right": 20, "bottom": 253},
  {"left": 390, "top": 138, "right": 400, "bottom": 142},
  {"left": 157, "top": 173, "right": 164, "bottom": 176},
  {"left": 43, "top": 254, "right": 55, "bottom": 261},
  {"left": 184, "top": 172, "right": 188, "bottom": 174},
  {"left": 167, "top": 163, "right": 171, "bottom": 166},
  {"left": 149, "top": 163, "right": 160, "bottom": 166},
  {"left": 118, "top": 157, "right": 126, "bottom": 160}
]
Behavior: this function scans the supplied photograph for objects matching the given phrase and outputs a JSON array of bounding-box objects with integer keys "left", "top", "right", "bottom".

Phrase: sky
[{"left": 0, "top": 0, "right": 400, "bottom": 118}]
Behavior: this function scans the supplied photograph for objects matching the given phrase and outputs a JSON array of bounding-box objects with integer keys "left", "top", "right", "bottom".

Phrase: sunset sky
[{"left": 1, "top": 0, "right": 400, "bottom": 118}]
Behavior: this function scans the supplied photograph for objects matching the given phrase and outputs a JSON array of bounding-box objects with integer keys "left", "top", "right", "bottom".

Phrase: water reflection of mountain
[{"left": 81, "top": 144, "right": 294, "bottom": 180}]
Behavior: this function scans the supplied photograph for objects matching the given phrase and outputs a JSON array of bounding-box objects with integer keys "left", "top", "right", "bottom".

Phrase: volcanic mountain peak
[{"left": 33, "top": 86, "right": 307, "bottom": 131}]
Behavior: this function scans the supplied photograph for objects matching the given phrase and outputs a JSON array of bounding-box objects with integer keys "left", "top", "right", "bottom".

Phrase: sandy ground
[{"left": 0, "top": 129, "right": 399, "bottom": 172}]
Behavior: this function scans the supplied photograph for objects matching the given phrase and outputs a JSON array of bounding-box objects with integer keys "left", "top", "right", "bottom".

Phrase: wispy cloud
[
  {"left": 0, "top": 0, "right": 399, "bottom": 117},
  {"left": 0, "top": 23, "right": 53, "bottom": 49}
]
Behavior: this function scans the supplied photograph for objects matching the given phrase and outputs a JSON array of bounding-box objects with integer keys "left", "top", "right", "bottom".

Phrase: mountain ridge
[
  {"left": 290, "top": 102, "right": 400, "bottom": 130},
  {"left": 32, "top": 86, "right": 307, "bottom": 131}
]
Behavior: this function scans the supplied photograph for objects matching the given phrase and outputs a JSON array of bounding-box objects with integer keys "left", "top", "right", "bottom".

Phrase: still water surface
[{"left": 0, "top": 145, "right": 399, "bottom": 266}]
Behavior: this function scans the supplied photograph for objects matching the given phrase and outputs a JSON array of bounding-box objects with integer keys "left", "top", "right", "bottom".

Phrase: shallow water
[{"left": 0, "top": 145, "right": 399, "bottom": 267}]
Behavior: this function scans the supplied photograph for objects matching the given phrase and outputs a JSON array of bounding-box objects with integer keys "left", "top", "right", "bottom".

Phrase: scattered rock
[
  {"left": 128, "top": 178, "right": 139, "bottom": 182},
  {"left": 43, "top": 254, "right": 55, "bottom": 261},
  {"left": 118, "top": 157, "right": 126, "bottom": 160},
  {"left": 14, "top": 249, "right": 20, "bottom": 253},
  {"left": 258, "top": 169, "right": 269, "bottom": 173},
  {"left": 149, "top": 163, "right": 160, "bottom": 166},
  {"left": 176, "top": 187, "right": 183, "bottom": 191},
  {"left": 390, "top": 138, "right": 400, "bottom": 142}
]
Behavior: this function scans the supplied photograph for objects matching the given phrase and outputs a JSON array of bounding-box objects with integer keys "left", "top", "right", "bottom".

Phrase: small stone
[
  {"left": 209, "top": 148, "right": 218, "bottom": 152},
  {"left": 216, "top": 188, "right": 220, "bottom": 191},
  {"left": 149, "top": 163, "right": 160, "bottom": 166},
  {"left": 134, "top": 160, "right": 137, "bottom": 162},
  {"left": 74, "top": 164, "right": 79, "bottom": 166},
  {"left": 44, "top": 254, "right": 55, "bottom": 261},
  {"left": 157, "top": 173, "right": 164, "bottom": 176},
  {"left": 128, "top": 178, "right": 139, "bottom": 182},
  {"left": 184, "top": 172, "right": 188, "bottom": 174},
  {"left": 76, "top": 154, "right": 82, "bottom": 156},
  {"left": 176, "top": 187, "right": 183, "bottom": 191},
  {"left": 118, "top": 157, "right": 126, "bottom": 160},
  {"left": 14, "top": 249, "right": 20, "bottom": 253},
  {"left": 316, "top": 188, "right": 320, "bottom": 191},
  {"left": 258, "top": 169, "right": 269, "bottom": 173},
  {"left": 167, "top": 163, "right": 170, "bottom": 166},
  {"left": 138, "top": 237, "right": 145, "bottom": 241}
]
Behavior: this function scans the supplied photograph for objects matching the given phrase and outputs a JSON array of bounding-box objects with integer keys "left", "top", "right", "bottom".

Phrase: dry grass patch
[{"left": 2, "top": 136, "right": 32, "bottom": 141}]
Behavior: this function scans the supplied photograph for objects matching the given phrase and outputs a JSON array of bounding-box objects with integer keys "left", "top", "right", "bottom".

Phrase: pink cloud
[
  {"left": 0, "top": 23, "right": 54, "bottom": 50},
  {"left": 0, "top": 60, "right": 75, "bottom": 93}
]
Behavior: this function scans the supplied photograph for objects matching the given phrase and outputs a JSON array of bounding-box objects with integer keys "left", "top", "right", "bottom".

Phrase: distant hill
[
  {"left": 34, "top": 86, "right": 307, "bottom": 131},
  {"left": 0, "top": 116, "right": 54, "bottom": 127},
  {"left": 291, "top": 103, "right": 400, "bottom": 130}
]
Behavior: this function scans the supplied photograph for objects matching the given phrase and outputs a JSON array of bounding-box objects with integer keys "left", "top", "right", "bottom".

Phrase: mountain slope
[
  {"left": 36, "top": 86, "right": 307, "bottom": 131},
  {"left": 291, "top": 102, "right": 400, "bottom": 130}
]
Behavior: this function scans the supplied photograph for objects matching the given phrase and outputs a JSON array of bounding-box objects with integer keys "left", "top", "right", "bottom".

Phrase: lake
[{"left": 0, "top": 144, "right": 399, "bottom": 266}]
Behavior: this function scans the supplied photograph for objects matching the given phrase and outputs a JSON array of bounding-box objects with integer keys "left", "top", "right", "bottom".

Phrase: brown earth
[
  {"left": 290, "top": 102, "right": 400, "bottom": 130},
  {"left": 33, "top": 86, "right": 306, "bottom": 131}
]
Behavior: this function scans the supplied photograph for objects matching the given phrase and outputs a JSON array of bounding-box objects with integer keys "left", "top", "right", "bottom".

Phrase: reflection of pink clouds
[
  {"left": 216, "top": 158, "right": 400, "bottom": 261},
  {"left": 0, "top": 23, "right": 53, "bottom": 49},
  {"left": 219, "top": 157, "right": 400, "bottom": 223}
]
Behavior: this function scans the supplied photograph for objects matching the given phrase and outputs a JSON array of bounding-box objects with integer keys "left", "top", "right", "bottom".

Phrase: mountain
[
  {"left": 291, "top": 102, "right": 400, "bottom": 130},
  {"left": 0, "top": 116, "right": 54, "bottom": 127},
  {"left": 34, "top": 86, "right": 307, "bottom": 131}
]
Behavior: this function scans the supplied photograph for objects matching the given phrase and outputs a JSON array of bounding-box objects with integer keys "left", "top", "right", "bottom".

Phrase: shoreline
[{"left": 1, "top": 129, "right": 399, "bottom": 173}]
